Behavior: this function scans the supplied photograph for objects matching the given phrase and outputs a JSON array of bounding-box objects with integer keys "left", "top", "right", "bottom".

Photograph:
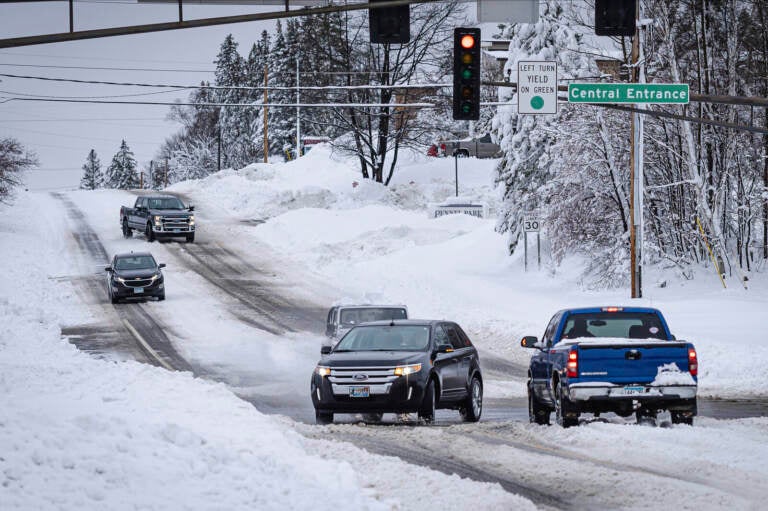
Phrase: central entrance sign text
[{"left": 568, "top": 83, "right": 689, "bottom": 104}]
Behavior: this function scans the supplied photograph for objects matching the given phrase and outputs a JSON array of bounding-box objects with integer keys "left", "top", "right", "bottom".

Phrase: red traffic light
[{"left": 460, "top": 34, "right": 476, "bottom": 49}]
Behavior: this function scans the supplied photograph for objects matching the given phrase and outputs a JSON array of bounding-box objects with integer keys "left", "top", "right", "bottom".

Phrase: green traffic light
[
  {"left": 462, "top": 68, "right": 472, "bottom": 80},
  {"left": 461, "top": 102, "right": 472, "bottom": 113}
]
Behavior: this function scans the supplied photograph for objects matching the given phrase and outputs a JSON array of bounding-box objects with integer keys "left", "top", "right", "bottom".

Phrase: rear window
[
  {"left": 561, "top": 312, "right": 667, "bottom": 340},
  {"left": 339, "top": 307, "right": 407, "bottom": 326}
]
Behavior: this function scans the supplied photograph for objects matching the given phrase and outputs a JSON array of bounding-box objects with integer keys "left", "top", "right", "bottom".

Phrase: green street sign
[{"left": 568, "top": 83, "right": 689, "bottom": 104}]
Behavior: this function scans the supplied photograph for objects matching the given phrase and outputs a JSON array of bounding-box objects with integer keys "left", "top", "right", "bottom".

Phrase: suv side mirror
[
  {"left": 435, "top": 343, "right": 454, "bottom": 354},
  {"left": 320, "top": 345, "right": 332, "bottom": 355},
  {"left": 520, "top": 336, "right": 539, "bottom": 348},
  {"left": 105, "top": 266, "right": 112, "bottom": 272},
  {"left": 188, "top": 205, "right": 195, "bottom": 212},
  {"left": 158, "top": 263, "right": 166, "bottom": 269}
]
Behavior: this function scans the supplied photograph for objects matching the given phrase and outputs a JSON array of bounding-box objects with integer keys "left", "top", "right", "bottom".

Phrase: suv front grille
[{"left": 328, "top": 366, "right": 399, "bottom": 396}]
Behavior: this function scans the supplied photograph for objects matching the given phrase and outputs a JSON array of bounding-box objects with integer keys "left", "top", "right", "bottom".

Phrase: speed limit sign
[{"left": 523, "top": 217, "right": 541, "bottom": 232}]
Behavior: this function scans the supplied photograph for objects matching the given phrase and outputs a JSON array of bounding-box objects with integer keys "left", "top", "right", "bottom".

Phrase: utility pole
[
  {"left": 217, "top": 125, "right": 222, "bottom": 171},
  {"left": 149, "top": 160, "right": 154, "bottom": 189},
  {"left": 164, "top": 157, "right": 169, "bottom": 188},
  {"left": 264, "top": 63, "right": 269, "bottom": 163},
  {"left": 629, "top": 0, "right": 645, "bottom": 298},
  {"left": 139, "top": 171, "right": 144, "bottom": 189},
  {"left": 296, "top": 55, "right": 301, "bottom": 159}
]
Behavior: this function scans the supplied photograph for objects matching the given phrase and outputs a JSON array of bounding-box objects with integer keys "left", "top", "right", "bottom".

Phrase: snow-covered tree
[
  {"left": 79, "top": 149, "right": 103, "bottom": 190},
  {"left": 105, "top": 140, "right": 138, "bottom": 189},
  {"left": 214, "top": 34, "right": 253, "bottom": 169},
  {"left": 492, "top": 2, "right": 595, "bottom": 256}
]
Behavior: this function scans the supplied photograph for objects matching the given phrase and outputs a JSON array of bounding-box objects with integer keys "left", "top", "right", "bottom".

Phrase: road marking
[{"left": 121, "top": 318, "right": 175, "bottom": 371}]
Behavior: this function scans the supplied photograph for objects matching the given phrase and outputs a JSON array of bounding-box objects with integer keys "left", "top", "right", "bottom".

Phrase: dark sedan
[
  {"left": 105, "top": 252, "right": 166, "bottom": 303},
  {"left": 310, "top": 319, "right": 483, "bottom": 425}
]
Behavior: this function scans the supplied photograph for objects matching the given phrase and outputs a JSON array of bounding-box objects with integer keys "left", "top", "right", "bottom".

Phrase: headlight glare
[
  {"left": 316, "top": 366, "right": 331, "bottom": 377},
  {"left": 394, "top": 363, "right": 422, "bottom": 376}
]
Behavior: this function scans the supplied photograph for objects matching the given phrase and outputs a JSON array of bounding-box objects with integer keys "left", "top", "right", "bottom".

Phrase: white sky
[{"left": 0, "top": 1, "right": 283, "bottom": 191}]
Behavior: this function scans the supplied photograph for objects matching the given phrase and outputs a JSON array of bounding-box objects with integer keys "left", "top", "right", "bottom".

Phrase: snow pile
[{"left": 652, "top": 363, "right": 697, "bottom": 386}]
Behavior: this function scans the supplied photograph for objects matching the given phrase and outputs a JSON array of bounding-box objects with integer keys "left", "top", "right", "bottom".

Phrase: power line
[
  {"left": 0, "top": 62, "right": 213, "bottom": 72},
  {"left": 0, "top": 72, "right": 449, "bottom": 91},
  {"left": 0, "top": 97, "right": 437, "bottom": 108},
  {"left": 0, "top": 87, "right": 189, "bottom": 100}
]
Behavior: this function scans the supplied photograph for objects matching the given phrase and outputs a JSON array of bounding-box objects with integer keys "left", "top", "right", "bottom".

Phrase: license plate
[
  {"left": 349, "top": 386, "right": 370, "bottom": 398},
  {"left": 173, "top": 229, "right": 180, "bottom": 232},
  {"left": 134, "top": 287, "right": 144, "bottom": 294},
  {"left": 620, "top": 385, "right": 645, "bottom": 396}
]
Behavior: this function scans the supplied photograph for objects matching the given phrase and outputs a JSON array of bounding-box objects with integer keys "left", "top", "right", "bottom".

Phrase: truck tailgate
[{"left": 577, "top": 342, "right": 691, "bottom": 384}]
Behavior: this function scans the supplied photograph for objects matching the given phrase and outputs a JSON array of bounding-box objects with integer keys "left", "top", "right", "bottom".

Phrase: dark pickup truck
[
  {"left": 120, "top": 195, "right": 195, "bottom": 243},
  {"left": 522, "top": 306, "right": 698, "bottom": 427}
]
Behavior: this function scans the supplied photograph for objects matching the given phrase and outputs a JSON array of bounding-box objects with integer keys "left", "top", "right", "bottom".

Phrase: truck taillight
[
  {"left": 688, "top": 348, "right": 698, "bottom": 377},
  {"left": 566, "top": 350, "right": 578, "bottom": 378}
]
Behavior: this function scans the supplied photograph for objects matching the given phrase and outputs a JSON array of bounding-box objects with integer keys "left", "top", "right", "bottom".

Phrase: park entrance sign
[{"left": 568, "top": 83, "right": 690, "bottom": 104}]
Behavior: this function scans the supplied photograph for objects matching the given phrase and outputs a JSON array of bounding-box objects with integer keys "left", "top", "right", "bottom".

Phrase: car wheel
[
  {"left": 122, "top": 219, "right": 132, "bottom": 238},
  {"left": 362, "top": 413, "right": 383, "bottom": 423},
  {"left": 554, "top": 382, "right": 578, "bottom": 428},
  {"left": 460, "top": 376, "right": 483, "bottom": 422},
  {"left": 418, "top": 379, "right": 436, "bottom": 425},
  {"left": 671, "top": 411, "right": 694, "bottom": 426},
  {"left": 145, "top": 223, "right": 155, "bottom": 242},
  {"left": 315, "top": 410, "right": 333, "bottom": 425},
  {"left": 157, "top": 292, "right": 165, "bottom": 301},
  {"left": 186, "top": 233, "right": 195, "bottom": 243},
  {"left": 110, "top": 291, "right": 119, "bottom": 304},
  {"left": 528, "top": 385, "right": 551, "bottom": 425}
]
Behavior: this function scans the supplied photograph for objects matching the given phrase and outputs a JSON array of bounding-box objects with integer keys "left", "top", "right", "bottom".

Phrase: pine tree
[
  {"left": 270, "top": 20, "right": 299, "bottom": 157},
  {"left": 105, "top": 140, "right": 138, "bottom": 189},
  {"left": 79, "top": 149, "right": 103, "bottom": 190},
  {"left": 214, "top": 34, "right": 253, "bottom": 169}
]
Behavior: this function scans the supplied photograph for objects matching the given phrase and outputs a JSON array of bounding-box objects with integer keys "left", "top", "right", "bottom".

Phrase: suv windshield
[
  {"left": 561, "top": 312, "right": 667, "bottom": 340},
  {"left": 115, "top": 255, "right": 157, "bottom": 271},
  {"left": 147, "top": 197, "right": 185, "bottom": 210},
  {"left": 335, "top": 325, "right": 430, "bottom": 352},
  {"left": 339, "top": 307, "right": 407, "bottom": 326}
]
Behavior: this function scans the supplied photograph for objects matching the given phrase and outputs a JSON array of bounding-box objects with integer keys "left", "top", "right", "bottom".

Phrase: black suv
[
  {"left": 310, "top": 319, "right": 483, "bottom": 425},
  {"left": 105, "top": 252, "right": 166, "bottom": 303}
]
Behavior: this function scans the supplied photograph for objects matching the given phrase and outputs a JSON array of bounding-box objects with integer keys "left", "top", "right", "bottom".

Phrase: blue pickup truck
[{"left": 521, "top": 307, "right": 698, "bottom": 427}]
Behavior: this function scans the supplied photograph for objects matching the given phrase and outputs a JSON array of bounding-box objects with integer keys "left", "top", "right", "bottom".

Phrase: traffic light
[
  {"left": 595, "top": 0, "right": 636, "bottom": 36},
  {"left": 453, "top": 27, "right": 481, "bottom": 121},
  {"left": 369, "top": 0, "right": 410, "bottom": 44}
]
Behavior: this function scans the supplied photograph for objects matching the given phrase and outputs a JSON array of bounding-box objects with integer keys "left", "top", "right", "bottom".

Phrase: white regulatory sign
[
  {"left": 517, "top": 61, "right": 558, "bottom": 115},
  {"left": 477, "top": 0, "right": 539, "bottom": 23},
  {"left": 523, "top": 217, "right": 541, "bottom": 232}
]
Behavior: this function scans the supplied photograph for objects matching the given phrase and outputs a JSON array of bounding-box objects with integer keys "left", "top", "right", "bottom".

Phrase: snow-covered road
[{"left": 4, "top": 150, "right": 768, "bottom": 510}]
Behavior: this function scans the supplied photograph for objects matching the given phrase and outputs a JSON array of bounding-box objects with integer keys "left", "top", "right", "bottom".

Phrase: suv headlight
[
  {"left": 114, "top": 276, "right": 126, "bottom": 283},
  {"left": 315, "top": 366, "right": 331, "bottom": 377},
  {"left": 394, "top": 363, "right": 422, "bottom": 376},
  {"left": 189, "top": 215, "right": 195, "bottom": 225},
  {"left": 153, "top": 215, "right": 162, "bottom": 225}
]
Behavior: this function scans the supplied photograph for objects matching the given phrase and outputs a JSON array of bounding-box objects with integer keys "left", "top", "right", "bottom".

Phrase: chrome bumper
[{"left": 568, "top": 384, "right": 697, "bottom": 401}]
